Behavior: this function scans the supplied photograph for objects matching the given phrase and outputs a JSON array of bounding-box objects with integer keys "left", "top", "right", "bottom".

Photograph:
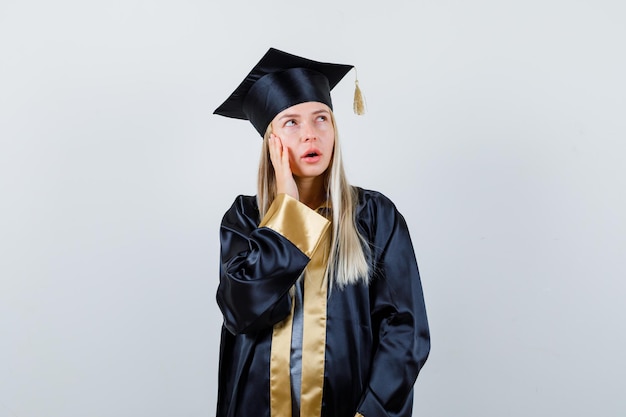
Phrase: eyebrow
[{"left": 278, "top": 108, "right": 330, "bottom": 121}]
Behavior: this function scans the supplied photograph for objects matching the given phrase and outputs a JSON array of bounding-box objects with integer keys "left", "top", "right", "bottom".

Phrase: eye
[
  {"left": 316, "top": 115, "right": 328, "bottom": 122},
  {"left": 284, "top": 119, "right": 297, "bottom": 127}
]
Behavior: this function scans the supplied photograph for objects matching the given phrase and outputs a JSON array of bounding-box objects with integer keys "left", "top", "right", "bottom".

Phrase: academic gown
[{"left": 216, "top": 187, "right": 430, "bottom": 417}]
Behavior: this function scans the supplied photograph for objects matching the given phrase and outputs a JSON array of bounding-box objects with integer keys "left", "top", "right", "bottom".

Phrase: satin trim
[
  {"left": 259, "top": 194, "right": 330, "bottom": 258},
  {"left": 300, "top": 224, "right": 330, "bottom": 417},
  {"left": 262, "top": 195, "right": 331, "bottom": 417},
  {"left": 271, "top": 296, "right": 295, "bottom": 417}
]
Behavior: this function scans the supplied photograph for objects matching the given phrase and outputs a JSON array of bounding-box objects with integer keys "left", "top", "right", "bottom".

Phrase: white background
[{"left": 1, "top": 0, "right": 625, "bottom": 416}]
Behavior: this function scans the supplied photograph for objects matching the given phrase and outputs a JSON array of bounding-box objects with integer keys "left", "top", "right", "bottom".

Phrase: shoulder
[
  {"left": 352, "top": 186, "right": 406, "bottom": 240},
  {"left": 354, "top": 186, "right": 399, "bottom": 216},
  {"left": 353, "top": 188, "right": 416, "bottom": 260},
  {"left": 221, "top": 194, "right": 260, "bottom": 229}
]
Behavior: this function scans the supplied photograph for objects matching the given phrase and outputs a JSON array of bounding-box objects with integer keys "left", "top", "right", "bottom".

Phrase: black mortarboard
[{"left": 213, "top": 48, "right": 356, "bottom": 136}]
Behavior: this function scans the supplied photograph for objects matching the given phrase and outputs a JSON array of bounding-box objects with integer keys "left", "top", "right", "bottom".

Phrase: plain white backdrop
[{"left": 1, "top": 0, "right": 625, "bottom": 416}]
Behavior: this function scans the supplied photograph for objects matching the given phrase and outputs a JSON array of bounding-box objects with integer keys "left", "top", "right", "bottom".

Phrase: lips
[
  {"left": 301, "top": 148, "right": 321, "bottom": 159},
  {"left": 300, "top": 147, "right": 322, "bottom": 164}
]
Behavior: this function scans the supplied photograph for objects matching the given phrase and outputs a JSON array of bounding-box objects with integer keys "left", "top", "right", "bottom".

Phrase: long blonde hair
[{"left": 257, "top": 113, "right": 370, "bottom": 287}]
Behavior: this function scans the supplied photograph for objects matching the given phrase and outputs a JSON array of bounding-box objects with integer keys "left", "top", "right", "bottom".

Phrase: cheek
[
  {"left": 325, "top": 136, "right": 336, "bottom": 155},
  {"left": 284, "top": 144, "right": 298, "bottom": 162},
  {"left": 274, "top": 126, "right": 297, "bottom": 143}
]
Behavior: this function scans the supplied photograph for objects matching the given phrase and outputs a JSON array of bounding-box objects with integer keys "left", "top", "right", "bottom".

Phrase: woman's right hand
[{"left": 268, "top": 134, "right": 299, "bottom": 201}]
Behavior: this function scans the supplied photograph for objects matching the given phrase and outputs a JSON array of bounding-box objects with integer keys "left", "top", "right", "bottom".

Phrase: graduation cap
[{"left": 214, "top": 47, "right": 364, "bottom": 136}]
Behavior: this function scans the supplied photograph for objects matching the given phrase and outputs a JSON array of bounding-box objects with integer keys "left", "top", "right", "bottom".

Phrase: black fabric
[
  {"left": 213, "top": 48, "right": 353, "bottom": 136},
  {"left": 216, "top": 188, "right": 430, "bottom": 417}
]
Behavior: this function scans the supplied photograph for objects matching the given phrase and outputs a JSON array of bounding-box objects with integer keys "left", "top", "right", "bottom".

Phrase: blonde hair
[{"left": 257, "top": 113, "right": 370, "bottom": 287}]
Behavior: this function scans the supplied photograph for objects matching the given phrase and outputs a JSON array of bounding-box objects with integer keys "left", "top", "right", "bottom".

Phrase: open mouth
[{"left": 302, "top": 148, "right": 321, "bottom": 159}]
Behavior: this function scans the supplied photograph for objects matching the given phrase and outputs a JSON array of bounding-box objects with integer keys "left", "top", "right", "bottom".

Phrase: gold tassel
[{"left": 353, "top": 78, "right": 365, "bottom": 115}]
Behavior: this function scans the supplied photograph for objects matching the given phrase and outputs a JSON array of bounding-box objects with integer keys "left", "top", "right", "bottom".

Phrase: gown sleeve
[
  {"left": 356, "top": 195, "right": 430, "bottom": 417},
  {"left": 217, "top": 193, "right": 331, "bottom": 335}
]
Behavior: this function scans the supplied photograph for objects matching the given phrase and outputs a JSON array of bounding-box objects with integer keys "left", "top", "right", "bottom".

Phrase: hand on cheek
[{"left": 269, "top": 134, "right": 299, "bottom": 201}]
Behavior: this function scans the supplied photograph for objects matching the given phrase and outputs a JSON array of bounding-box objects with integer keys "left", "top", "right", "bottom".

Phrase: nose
[{"left": 301, "top": 122, "right": 317, "bottom": 142}]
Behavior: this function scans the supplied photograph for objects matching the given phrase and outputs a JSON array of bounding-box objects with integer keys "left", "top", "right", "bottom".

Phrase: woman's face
[{"left": 270, "top": 101, "right": 335, "bottom": 179}]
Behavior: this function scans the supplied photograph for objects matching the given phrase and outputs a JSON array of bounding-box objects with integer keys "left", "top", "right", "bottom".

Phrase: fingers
[
  {"left": 268, "top": 134, "right": 298, "bottom": 199},
  {"left": 268, "top": 134, "right": 280, "bottom": 164},
  {"left": 269, "top": 134, "right": 289, "bottom": 172}
]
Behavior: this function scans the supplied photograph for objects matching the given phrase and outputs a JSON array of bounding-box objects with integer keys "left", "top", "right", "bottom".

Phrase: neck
[{"left": 295, "top": 175, "right": 326, "bottom": 210}]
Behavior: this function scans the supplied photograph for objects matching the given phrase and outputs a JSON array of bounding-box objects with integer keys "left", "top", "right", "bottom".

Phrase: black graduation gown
[{"left": 216, "top": 187, "right": 430, "bottom": 417}]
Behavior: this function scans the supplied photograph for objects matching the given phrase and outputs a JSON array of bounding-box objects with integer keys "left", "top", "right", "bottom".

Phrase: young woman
[{"left": 213, "top": 48, "right": 430, "bottom": 417}]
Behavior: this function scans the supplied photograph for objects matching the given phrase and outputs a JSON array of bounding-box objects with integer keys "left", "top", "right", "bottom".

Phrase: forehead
[{"left": 274, "top": 102, "right": 331, "bottom": 119}]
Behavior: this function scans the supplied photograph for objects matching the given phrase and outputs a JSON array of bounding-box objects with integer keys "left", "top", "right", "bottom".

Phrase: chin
[{"left": 295, "top": 168, "right": 328, "bottom": 179}]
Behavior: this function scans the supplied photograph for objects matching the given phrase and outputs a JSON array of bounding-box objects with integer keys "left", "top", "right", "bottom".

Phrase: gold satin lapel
[
  {"left": 300, "top": 227, "right": 331, "bottom": 417},
  {"left": 271, "top": 296, "right": 295, "bottom": 417},
  {"left": 264, "top": 195, "right": 332, "bottom": 417}
]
